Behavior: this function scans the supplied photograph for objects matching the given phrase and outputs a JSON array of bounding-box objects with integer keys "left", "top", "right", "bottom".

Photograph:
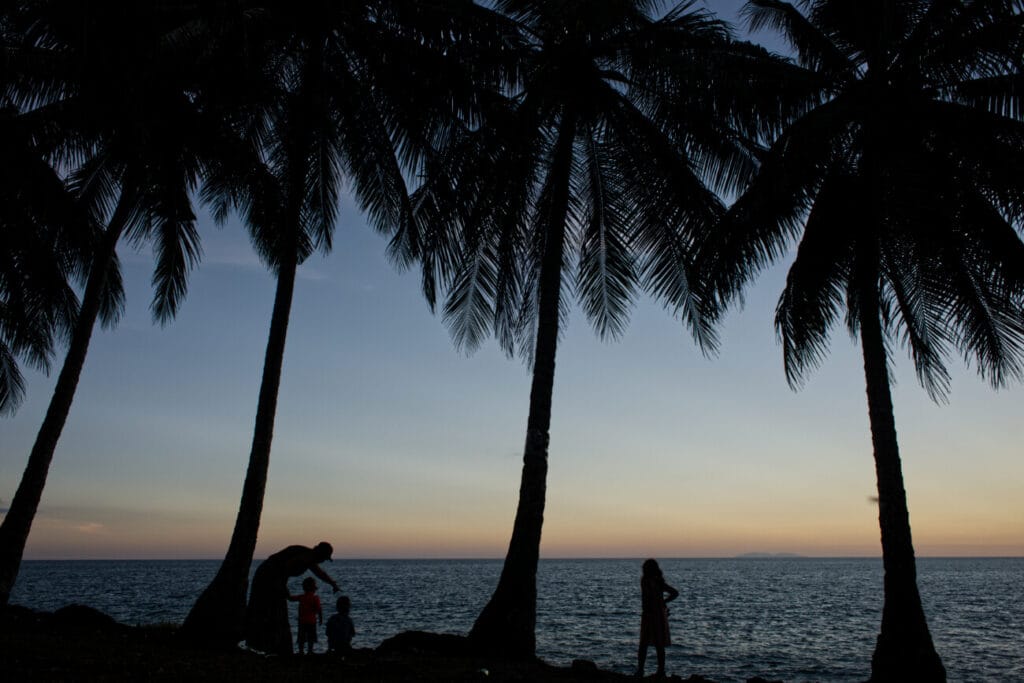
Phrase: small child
[
  {"left": 325, "top": 595, "right": 355, "bottom": 654},
  {"left": 289, "top": 576, "right": 322, "bottom": 654}
]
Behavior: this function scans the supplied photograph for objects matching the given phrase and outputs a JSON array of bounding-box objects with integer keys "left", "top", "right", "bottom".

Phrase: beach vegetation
[
  {"left": 699, "top": 1, "right": 1024, "bottom": 680},
  {"left": 412, "top": 0, "right": 789, "bottom": 658},
  {"left": 0, "top": 0, "right": 222, "bottom": 607}
]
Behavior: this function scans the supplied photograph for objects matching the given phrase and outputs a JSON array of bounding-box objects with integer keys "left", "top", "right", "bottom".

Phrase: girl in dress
[{"left": 637, "top": 558, "right": 679, "bottom": 678}]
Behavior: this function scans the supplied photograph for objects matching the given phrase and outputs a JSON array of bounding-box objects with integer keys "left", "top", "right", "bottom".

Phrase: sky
[{"left": 1, "top": 1, "right": 1022, "bottom": 561}]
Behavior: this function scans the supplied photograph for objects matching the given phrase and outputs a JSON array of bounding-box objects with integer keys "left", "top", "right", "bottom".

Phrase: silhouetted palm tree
[
  {"left": 0, "top": 107, "right": 88, "bottom": 415},
  {"left": 701, "top": 2, "right": 1024, "bottom": 680},
  {"left": 414, "top": 0, "right": 780, "bottom": 658},
  {"left": 0, "top": 0, "right": 220, "bottom": 606},
  {"left": 180, "top": 0, "right": 515, "bottom": 647}
]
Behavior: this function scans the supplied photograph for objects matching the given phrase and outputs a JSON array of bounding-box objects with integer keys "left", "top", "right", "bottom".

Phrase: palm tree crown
[{"left": 709, "top": 0, "right": 1024, "bottom": 392}]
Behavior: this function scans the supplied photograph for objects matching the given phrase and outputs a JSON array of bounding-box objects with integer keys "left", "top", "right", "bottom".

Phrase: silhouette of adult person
[
  {"left": 636, "top": 558, "right": 679, "bottom": 678},
  {"left": 245, "top": 541, "right": 339, "bottom": 655}
]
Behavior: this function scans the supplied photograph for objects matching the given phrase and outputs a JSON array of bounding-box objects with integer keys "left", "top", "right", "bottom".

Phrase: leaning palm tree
[
  {"left": 701, "top": 1, "right": 1024, "bottom": 680},
  {"left": 0, "top": 0, "right": 220, "bottom": 606},
  {"left": 414, "top": 0, "right": 785, "bottom": 658},
  {"left": 180, "top": 0, "right": 515, "bottom": 647}
]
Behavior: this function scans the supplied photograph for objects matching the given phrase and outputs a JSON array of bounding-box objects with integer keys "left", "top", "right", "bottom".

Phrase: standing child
[
  {"left": 326, "top": 595, "right": 356, "bottom": 654},
  {"left": 636, "top": 558, "right": 679, "bottom": 678},
  {"left": 289, "top": 577, "right": 322, "bottom": 654}
]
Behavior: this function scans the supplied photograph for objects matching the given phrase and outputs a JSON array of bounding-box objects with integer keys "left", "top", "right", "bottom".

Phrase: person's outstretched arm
[{"left": 311, "top": 564, "right": 340, "bottom": 592}]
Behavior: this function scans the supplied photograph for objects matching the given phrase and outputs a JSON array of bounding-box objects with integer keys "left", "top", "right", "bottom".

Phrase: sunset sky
[{"left": 1, "top": 1, "right": 1021, "bottom": 561}]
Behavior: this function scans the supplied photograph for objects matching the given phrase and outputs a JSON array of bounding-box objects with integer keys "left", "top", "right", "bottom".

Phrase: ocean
[{"left": 10, "top": 557, "right": 1023, "bottom": 682}]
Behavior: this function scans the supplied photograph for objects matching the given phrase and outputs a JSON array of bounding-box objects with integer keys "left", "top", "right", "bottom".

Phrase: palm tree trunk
[
  {"left": 469, "top": 117, "right": 576, "bottom": 659},
  {"left": 859, "top": 283, "right": 946, "bottom": 683},
  {"left": 180, "top": 248, "right": 298, "bottom": 647},
  {"left": 0, "top": 199, "right": 129, "bottom": 606}
]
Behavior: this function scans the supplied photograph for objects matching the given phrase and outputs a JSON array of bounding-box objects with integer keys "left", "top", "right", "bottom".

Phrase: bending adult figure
[{"left": 246, "top": 541, "right": 339, "bottom": 655}]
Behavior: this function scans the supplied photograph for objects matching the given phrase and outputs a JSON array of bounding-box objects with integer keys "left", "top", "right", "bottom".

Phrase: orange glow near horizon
[{"left": 13, "top": 491, "right": 1023, "bottom": 560}]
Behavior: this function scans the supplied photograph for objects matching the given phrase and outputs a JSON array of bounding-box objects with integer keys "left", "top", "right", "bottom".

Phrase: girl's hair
[
  {"left": 642, "top": 558, "right": 663, "bottom": 580},
  {"left": 302, "top": 577, "right": 316, "bottom": 591}
]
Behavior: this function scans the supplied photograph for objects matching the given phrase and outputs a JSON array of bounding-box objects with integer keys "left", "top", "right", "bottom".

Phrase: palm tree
[
  {"left": 180, "top": 0, "right": 515, "bottom": 647},
  {"left": 414, "top": 0, "right": 782, "bottom": 658},
  {"left": 0, "top": 0, "right": 221, "bottom": 606},
  {"left": 0, "top": 107, "right": 87, "bottom": 416},
  {"left": 701, "top": 1, "right": 1024, "bottom": 680}
]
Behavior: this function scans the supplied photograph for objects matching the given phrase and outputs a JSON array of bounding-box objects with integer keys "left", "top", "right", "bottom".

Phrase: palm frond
[
  {"left": 881, "top": 245, "right": 953, "bottom": 402},
  {"left": 0, "top": 341, "right": 27, "bottom": 416},
  {"left": 939, "top": 192, "right": 1024, "bottom": 388},
  {"left": 575, "top": 129, "right": 636, "bottom": 340},
  {"left": 442, "top": 233, "right": 502, "bottom": 354},
  {"left": 148, "top": 184, "right": 201, "bottom": 325},
  {"left": 774, "top": 170, "right": 857, "bottom": 389},
  {"left": 97, "top": 250, "right": 125, "bottom": 331},
  {"left": 700, "top": 93, "right": 858, "bottom": 320},
  {"left": 914, "top": 0, "right": 1024, "bottom": 89},
  {"left": 330, "top": 63, "right": 415, "bottom": 261},
  {"left": 742, "top": 0, "right": 855, "bottom": 77},
  {"left": 948, "top": 73, "right": 1024, "bottom": 121},
  {"left": 920, "top": 98, "right": 1024, "bottom": 228}
]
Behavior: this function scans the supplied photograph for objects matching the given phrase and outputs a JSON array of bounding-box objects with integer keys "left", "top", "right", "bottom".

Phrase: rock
[
  {"left": 571, "top": 659, "right": 598, "bottom": 672},
  {"left": 52, "top": 604, "right": 123, "bottom": 632},
  {"left": 377, "top": 630, "right": 472, "bottom": 657}
]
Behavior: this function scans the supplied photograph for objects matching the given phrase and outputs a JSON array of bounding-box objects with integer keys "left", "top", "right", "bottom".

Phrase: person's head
[
  {"left": 642, "top": 558, "right": 662, "bottom": 580},
  {"left": 314, "top": 541, "right": 333, "bottom": 563},
  {"left": 302, "top": 577, "right": 317, "bottom": 593},
  {"left": 336, "top": 595, "right": 351, "bottom": 615}
]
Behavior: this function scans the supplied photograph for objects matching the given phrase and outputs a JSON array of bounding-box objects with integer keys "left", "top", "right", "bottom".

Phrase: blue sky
[{"left": 1, "top": 1, "right": 1021, "bottom": 559}]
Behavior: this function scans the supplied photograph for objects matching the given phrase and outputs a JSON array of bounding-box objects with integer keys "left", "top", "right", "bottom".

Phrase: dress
[
  {"left": 294, "top": 592, "right": 321, "bottom": 649},
  {"left": 245, "top": 545, "right": 330, "bottom": 654},
  {"left": 639, "top": 575, "right": 671, "bottom": 647}
]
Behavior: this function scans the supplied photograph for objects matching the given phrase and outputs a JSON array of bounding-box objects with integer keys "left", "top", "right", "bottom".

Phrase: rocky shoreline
[{"left": 0, "top": 604, "right": 784, "bottom": 682}]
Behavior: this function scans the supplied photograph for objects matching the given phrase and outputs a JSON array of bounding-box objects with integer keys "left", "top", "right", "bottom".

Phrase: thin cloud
[
  {"left": 202, "top": 244, "right": 264, "bottom": 270},
  {"left": 298, "top": 268, "right": 329, "bottom": 283}
]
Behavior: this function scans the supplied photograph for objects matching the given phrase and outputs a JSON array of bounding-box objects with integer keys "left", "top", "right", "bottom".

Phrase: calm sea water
[{"left": 10, "top": 558, "right": 1023, "bottom": 682}]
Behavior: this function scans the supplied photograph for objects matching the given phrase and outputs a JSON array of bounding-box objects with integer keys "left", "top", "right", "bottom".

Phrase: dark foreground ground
[{"left": 0, "top": 604, "right": 783, "bottom": 682}]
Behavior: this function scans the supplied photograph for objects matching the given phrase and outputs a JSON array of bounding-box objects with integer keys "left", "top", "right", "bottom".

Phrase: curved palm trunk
[
  {"left": 0, "top": 199, "right": 129, "bottom": 606},
  {"left": 859, "top": 286, "right": 946, "bottom": 682},
  {"left": 469, "top": 119, "right": 575, "bottom": 659},
  {"left": 180, "top": 249, "right": 298, "bottom": 647}
]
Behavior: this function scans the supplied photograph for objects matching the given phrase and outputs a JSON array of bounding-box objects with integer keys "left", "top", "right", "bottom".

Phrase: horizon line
[{"left": 20, "top": 554, "right": 1024, "bottom": 562}]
